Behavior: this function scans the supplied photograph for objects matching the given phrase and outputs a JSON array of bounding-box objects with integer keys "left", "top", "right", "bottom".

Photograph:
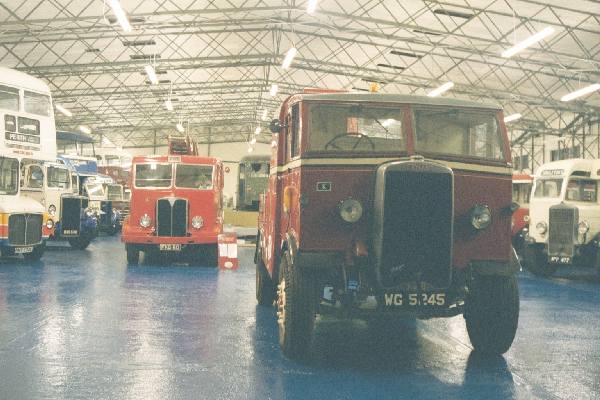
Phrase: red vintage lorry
[
  {"left": 255, "top": 92, "right": 520, "bottom": 358},
  {"left": 121, "top": 148, "right": 224, "bottom": 265}
]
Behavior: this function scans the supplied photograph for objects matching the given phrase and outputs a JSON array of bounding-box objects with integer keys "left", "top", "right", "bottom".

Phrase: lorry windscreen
[
  {"left": 534, "top": 179, "right": 562, "bottom": 198},
  {"left": 0, "top": 157, "right": 19, "bottom": 195},
  {"left": 107, "top": 185, "right": 123, "bottom": 200},
  {"left": 307, "top": 104, "right": 405, "bottom": 153},
  {"left": 512, "top": 183, "right": 531, "bottom": 205},
  {"left": 135, "top": 163, "right": 172, "bottom": 188},
  {"left": 175, "top": 164, "right": 213, "bottom": 189},
  {"left": 566, "top": 179, "right": 597, "bottom": 202},
  {"left": 413, "top": 108, "right": 505, "bottom": 161},
  {"left": 47, "top": 166, "right": 70, "bottom": 189}
]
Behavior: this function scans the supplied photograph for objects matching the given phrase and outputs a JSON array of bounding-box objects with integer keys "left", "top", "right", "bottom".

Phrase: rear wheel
[
  {"left": 523, "top": 244, "right": 558, "bottom": 277},
  {"left": 68, "top": 235, "right": 91, "bottom": 250},
  {"left": 277, "top": 251, "right": 319, "bottom": 359},
  {"left": 126, "top": 244, "right": 140, "bottom": 265},
  {"left": 24, "top": 243, "right": 45, "bottom": 262},
  {"left": 465, "top": 274, "right": 519, "bottom": 355}
]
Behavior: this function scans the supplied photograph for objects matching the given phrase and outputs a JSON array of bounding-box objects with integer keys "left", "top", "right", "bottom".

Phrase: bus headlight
[
  {"left": 139, "top": 214, "right": 152, "bottom": 228},
  {"left": 536, "top": 222, "right": 548, "bottom": 235},
  {"left": 48, "top": 204, "right": 56, "bottom": 216},
  {"left": 338, "top": 198, "right": 363, "bottom": 223},
  {"left": 46, "top": 219, "right": 54, "bottom": 229},
  {"left": 470, "top": 204, "right": 492, "bottom": 230},
  {"left": 192, "top": 216, "right": 204, "bottom": 229},
  {"left": 578, "top": 221, "right": 590, "bottom": 235}
]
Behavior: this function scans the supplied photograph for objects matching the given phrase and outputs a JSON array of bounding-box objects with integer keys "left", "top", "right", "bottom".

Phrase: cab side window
[{"left": 290, "top": 104, "right": 300, "bottom": 158}]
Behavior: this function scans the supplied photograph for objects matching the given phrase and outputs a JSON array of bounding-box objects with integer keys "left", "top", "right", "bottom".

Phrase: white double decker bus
[{"left": 0, "top": 66, "right": 57, "bottom": 260}]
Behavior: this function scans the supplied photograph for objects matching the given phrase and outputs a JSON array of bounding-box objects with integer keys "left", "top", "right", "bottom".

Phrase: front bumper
[{"left": 121, "top": 233, "right": 219, "bottom": 245}]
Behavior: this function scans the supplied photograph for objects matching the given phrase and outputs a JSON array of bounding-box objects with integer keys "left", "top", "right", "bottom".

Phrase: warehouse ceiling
[{"left": 0, "top": 0, "right": 599, "bottom": 148}]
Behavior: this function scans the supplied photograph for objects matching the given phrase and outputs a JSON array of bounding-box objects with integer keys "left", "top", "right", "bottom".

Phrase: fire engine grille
[
  {"left": 373, "top": 161, "right": 453, "bottom": 289},
  {"left": 156, "top": 198, "right": 188, "bottom": 237},
  {"left": 548, "top": 204, "right": 577, "bottom": 257},
  {"left": 61, "top": 196, "right": 86, "bottom": 236},
  {"left": 8, "top": 214, "right": 43, "bottom": 246}
]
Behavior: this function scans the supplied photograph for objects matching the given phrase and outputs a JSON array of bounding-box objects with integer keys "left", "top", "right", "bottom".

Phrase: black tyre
[
  {"left": 256, "top": 257, "right": 276, "bottom": 306},
  {"left": 68, "top": 236, "right": 92, "bottom": 250},
  {"left": 277, "top": 251, "right": 319, "bottom": 359},
  {"left": 523, "top": 244, "right": 558, "bottom": 277},
  {"left": 465, "top": 274, "right": 519, "bottom": 355},
  {"left": 24, "top": 243, "right": 45, "bottom": 262},
  {"left": 126, "top": 244, "right": 140, "bottom": 265}
]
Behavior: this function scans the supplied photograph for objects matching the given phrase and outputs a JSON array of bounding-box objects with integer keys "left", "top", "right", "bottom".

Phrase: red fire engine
[
  {"left": 512, "top": 173, "right": 533, "bottom": 253},
  {"left": 121, "top": 137, "right": 224, "bottom": 265}
]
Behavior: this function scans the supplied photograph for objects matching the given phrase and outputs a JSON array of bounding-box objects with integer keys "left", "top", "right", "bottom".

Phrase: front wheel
[
  {"left": 256, "top": 259, "right": 276, "bottom": 306},
  {"left": 68, "top": 235, "right": 92, "bottom": 250},
  {"left": 126, "top": 244, "right": 140, "bottom": 265},
  {"left": 277, "top": 251, "right": 319, "bottom": 359},
  {"left": 24, "top": 243, "right": 45, "bottom": 262},
  {"left": 465, "top": 274, "right": 519, "bottom": 355},
  {"left": 523, "top": 245, "right": 558, "bottom": 277}
]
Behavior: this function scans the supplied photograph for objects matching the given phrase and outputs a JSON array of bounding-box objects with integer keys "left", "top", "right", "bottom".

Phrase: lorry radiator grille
[
  {"left": 156, "top": 198, "right": 187, "bottom": 237},
  {"left": 61, "top": 196, "right": 85, "bottom": 236},
  {"left": 373, "top": 161, "right": 454, "bottom": 289},
  {"left": 548, "top": 205, "right": 577, "bottom": 257},
  {"left": 8, "top": 214, "right": 42, "bottom": 245}
]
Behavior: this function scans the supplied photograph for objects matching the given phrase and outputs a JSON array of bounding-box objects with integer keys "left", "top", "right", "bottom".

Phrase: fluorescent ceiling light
[
  {"left": 144, "top": 65, "right": 158, "bottom": 85},
  {"left": 250, "top": 138, "right": 257, "bottom": 145},
  {"left": 248, "top": 147, "right": 254, "bottom": 153},
  {"left": 55, "top": 104, "right": 72, "bottom": 117},
  {"left": 427, "top": 81, "right": 454, "bottom": 97},
  {"left": 176, "top": 123, "right": 184, "bottom": 133},
  {"left": 270, "top": 84, "right": 278, "bottom": 96},
  {"left": 382, "top": 119, "right": 396, "bottom": 127},
  {"left": 504, "top": 113, "right": 522, "bottom": 123},
  {"left": 282, "top": 47, "right": 297, "bottom": 69},
  {"left": 307, "top": 0, "right": 319, "bottom": 13},
  {"left": 501, "top": 27, "right": 555, "bottom": 58},
  {"left": 560, "top": 83, "right": 600, "bottom": 102},
  {"left": 255, "top": 127, "right": 262, "bottom": 135},
  {"left": 164, "top": 99, "right": 173, "bottom": 111},
  {"left": 107, "top": 0, "right": 132, "bottom": 32},
  {"left": 261, "top": 109, "right": 268, "bottom": 121},
  {"left": 79, "top": 125, "right": 91, "bottom": 134}
]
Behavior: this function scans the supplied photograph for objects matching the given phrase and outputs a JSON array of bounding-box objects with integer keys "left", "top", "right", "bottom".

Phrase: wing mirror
[{"left": 269, "top": 119, "right": 287, "bottom": 133}]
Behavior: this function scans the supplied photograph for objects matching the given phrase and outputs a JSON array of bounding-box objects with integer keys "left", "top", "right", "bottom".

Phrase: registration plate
[
  {"left": 383, "top": 292, "right": 446, "bottom": 307},
  {"left": 14, "top": 246, "right": 34, "bottom": 254},
  {"left": 159, "top": 244, "right": 182, "bottom": 251},
  {"left": 62, "top": 229, "right": 79, "bottom": 236},
  {"left": 549, "top": 256, "right": 571, "bottom": 264}
]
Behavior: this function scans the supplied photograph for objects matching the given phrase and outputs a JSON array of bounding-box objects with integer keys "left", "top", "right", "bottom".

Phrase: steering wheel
[{"left": 324, "top": 133, "right": 375, "bottom": 151}]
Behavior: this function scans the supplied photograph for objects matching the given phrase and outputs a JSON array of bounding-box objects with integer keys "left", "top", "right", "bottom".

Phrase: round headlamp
[
  {"left": 338, "top": 198, "right": 363, "bottom": 223},
  {"left": 46, "top": 219, "right": 54, "bottom": 229},
  {"left": 470, "top": 204, "right": 492, "bottom": 230},
  {"left": 536, "top": 221, "right": 548, "bottom": 235},
  {"left": 48, "top": 204, "right": 56, "bottom": 216},
  {"left": 139, "top": 214, "right": 152, "bottom": 228},
  {"left": 192, "top": 216, "right": 204, "bottom": 230},
  {"left": 578, "top": 221, "right": 590, "bottom": 235}
]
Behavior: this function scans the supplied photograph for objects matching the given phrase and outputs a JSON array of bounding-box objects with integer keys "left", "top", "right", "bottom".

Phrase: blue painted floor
[{"left": 0, "top": 236, "right": 599, "bottom": 399}]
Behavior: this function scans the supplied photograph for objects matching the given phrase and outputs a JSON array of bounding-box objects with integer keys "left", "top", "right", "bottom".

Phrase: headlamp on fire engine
[
  {"left": 470, "top": 204, "right": 492, "bottom": 230},
  {"left": 578, "top": 221, "right": 590, "bottom": 235},
  {"left": 139, "top": 214, "right": 152, "bottom": 228},
  {"left": 338, "top": 198, "right": 363, "bottom": 223},
  {"left": 536, "top": 221, "right": 548, "bottom": 235},
  {"left": 192, "top": 216, "right": 204, "bottom": 229},
  {"left": 48, "top": 204, "right": 56, "bottom": 216}
]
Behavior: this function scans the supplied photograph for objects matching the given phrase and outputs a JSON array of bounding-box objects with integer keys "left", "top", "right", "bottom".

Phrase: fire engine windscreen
[
  {"left": 47, "top": 166, "right": 70, "bottom": 189},
  {"left": 0, "top": 157, "right": 19, "bottom": 195},
  {"left": 135, "top": 163, "right": 172, "bottom": 188},
  {"left": 413, "top": 108, "right": 505, "bottom": 160},
  {"left": 175, "top": 164, "right": 213, "bottom": 189},
  {"left": 534, "top": 179, "right": 562, "bottom": 198},
  {"left": 308, "top": 104, "right": 405, "bottom": 152}
]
